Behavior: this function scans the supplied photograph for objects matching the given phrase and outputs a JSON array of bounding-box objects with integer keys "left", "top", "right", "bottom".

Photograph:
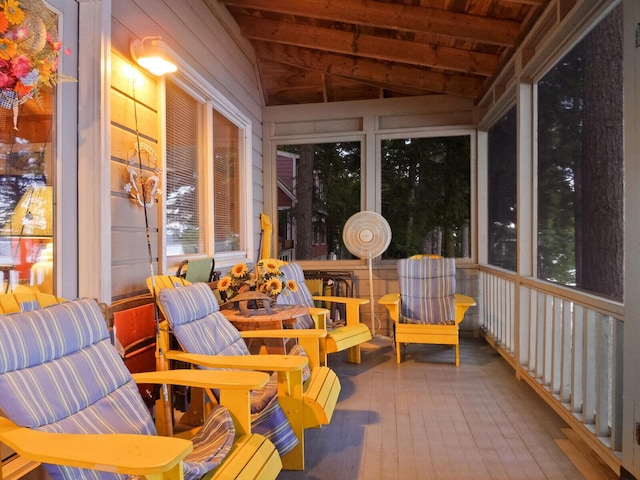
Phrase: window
[
  {"left": 165, "top": 80, "right": 203, "bottom": 255},
  {"left": 536, "top": 5, "right": 623, "bottom": 298},
  {"left": 0, "top": 4, "right": 63, "bottom": 295},
  {"left": 213, "top": 111, "right": 240, "bottom": 252},
  {"left": 275, "top": 142, "right": 361, "bottom": 260},
  {"left": 380, "top": 135, "right": 471, "bottom": 259},
  {"left": 488, "top": 107, "right": 517, "bottom": 271},
  {"left": 165, "top": 79, "right": 250, "bottom": 260}
]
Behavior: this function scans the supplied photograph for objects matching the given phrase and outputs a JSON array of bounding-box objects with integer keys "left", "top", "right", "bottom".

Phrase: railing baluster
[
  {"left": 595, "top": 314, "right": 612, "bottom": 437},
  {"left": 572, "top": 304, "right": 584, "bottom": 415},
  {"left": 560, "top": 299, "right": 572, "bottom": 404},
  {"left": 551, "top": 297, "right": 563, "bottom": 394}
]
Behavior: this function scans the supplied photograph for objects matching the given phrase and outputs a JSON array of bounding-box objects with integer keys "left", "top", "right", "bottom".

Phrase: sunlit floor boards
[{"left": 279, "top": 336, "right": 615, "bottom": 480}]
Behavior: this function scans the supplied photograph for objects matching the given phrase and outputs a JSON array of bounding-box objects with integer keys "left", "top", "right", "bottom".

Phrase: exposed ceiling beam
[
  {"left": 221, "top": 0, "right": 521, "bottom": 47},
  {"left": 235, "top": 15, "right": 500, "bottom": 77},
  {"left": 253, "top": 42, "right": 484, "bottom": 98}
]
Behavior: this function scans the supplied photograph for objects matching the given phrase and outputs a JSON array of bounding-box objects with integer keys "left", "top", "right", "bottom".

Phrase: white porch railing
[
  {"left": 278, "top": 248, "right": 294, "bottom": 262},
  {"left": 480, "top": 267, "right": 623, "bottom": 473}
]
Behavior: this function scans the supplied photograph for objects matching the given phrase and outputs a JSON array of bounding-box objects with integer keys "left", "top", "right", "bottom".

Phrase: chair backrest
[
  {"left": 0, "top": 298, "right": 156, "bottom": 479},
  {"left": 397, "top": 257, "right": 456, "bottom": 325},
  {"left": 177, "top": 257, "right": 217, "bottom": 283},
  {"left": 158, "top": 282, "right": 250, "bottom": 357},
  {"left": 276, "top": 262, "right": 315, "bottom": 308},
  {"left": 0, "top": 291, "right": 65, "bottom": 314},
  {"left": 259, "top": 213, "right": 273, "bottom": 260}
]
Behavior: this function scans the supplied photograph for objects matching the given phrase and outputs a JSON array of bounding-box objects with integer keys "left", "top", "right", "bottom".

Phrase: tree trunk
[
  {"left": 295, "top": 144, "right": 315, "bottom": 260},
  {"left": 580, "top": 6, "right": 623, "bottom": 299}
]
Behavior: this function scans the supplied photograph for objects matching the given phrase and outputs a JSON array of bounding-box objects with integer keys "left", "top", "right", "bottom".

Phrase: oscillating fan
[{"left": 342, "top": 211, "right": 392, "bottom": 336}]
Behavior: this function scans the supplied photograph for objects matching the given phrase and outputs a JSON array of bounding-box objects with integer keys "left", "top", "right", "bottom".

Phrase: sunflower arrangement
[
  {"left": 0, "top": 0, "right": 72, "bottom": 114},
  {"left": 218, "top": 259, "right": 298, "bottom": 302}
]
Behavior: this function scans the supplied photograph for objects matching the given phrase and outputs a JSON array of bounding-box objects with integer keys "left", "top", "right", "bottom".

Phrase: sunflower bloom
[
  {"left": 286, "top": 280, "right": 298, "bottom": 292},
  {"left": 267, "top": 278, "right": 283, "bottom": 295},
  {"left": 231, "top": 263, "right": 248, "bottom": 278},
  {"left": 218, "top": 276, "right": 232, "bottom": 291},
  {"left": 263, "top": 260, "right": 280, "bottom": 274},
  {"left": 0, "top": 38, "right": 16, "bottom": 60},
  {"left": 4, "top": 0, "right": 24, "bottom": 25}
]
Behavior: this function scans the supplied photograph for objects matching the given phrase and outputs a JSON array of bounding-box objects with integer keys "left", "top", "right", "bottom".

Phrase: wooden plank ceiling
[{"left": 209, "top": 0, "right": 548, "bottom": 106}]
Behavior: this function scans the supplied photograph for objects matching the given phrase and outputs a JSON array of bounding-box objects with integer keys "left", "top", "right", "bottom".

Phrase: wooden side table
[{"left": 220, "top": 304, "right": 310, "bottom": 354}]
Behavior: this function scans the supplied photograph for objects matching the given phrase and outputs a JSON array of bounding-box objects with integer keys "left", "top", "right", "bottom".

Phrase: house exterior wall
[{"left": 108, "top": 0, "right": 264, "bottom": 299}]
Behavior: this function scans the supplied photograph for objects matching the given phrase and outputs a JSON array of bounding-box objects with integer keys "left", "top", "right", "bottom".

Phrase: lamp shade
[
  {"left": 130, "top": 36, "right": 177, "bottom": 76},
  {"left": 0, "top": 184, "right": 53, "bottom": 238}
]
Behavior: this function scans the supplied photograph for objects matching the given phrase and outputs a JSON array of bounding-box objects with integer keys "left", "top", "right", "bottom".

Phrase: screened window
[
  {"left": 488, "top": 107, "right": 517, "bottom": 271},
  {"left": 165, "top": 80, "right": 203, "bottom": 255},
  {"left": 275, "top": 142, "right": 361, "bottom": 260},
  {"left": 380, "top": 135, "right": 471, "bottom": 259},
  {"left": 536, "top": 4, "right": 623, "bottom": 298}
]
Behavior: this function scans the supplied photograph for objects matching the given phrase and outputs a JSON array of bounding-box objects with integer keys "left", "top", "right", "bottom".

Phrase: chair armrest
[
  {"left": 165, "top": 351, "right": 308, "bottom": 372},
  {"left": 131, "top": 369, "right": 269, "bottom": 391},
  {"left": 240, "top": 329, "right": 327, "bottom": 369},
  {"left": 240, "top": 329, "right": 327, "bottom": 340},
  {"left": 133, "top": 369, "right": 269, "bottom": 436},
  {"left": 165, "top": 351, "right": 310, "bottom": 400},
  {"left": 312, "top": 295, "right": 368, "bottom": 306},
  {"left": 378, "top": 293, "right": 400, "bottom": 322},
  {"left": 308, "top": 307, "right": 329, "bottom": 329},
  {"left": 312, "top": 295, "right": 369, "bottom": 326},
  {"left": 0, "top": 417, "right": 191, "bottom": 476},
  {"left": 454, "top": 294, "right": 476, "bottom": 307},
  {"left": 454, "top": 294, "right": 476, "bottom": 324}
]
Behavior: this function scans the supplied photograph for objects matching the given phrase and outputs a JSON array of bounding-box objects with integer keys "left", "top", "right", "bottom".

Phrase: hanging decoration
[
  {"left": 123, "top": 141, "right": 161, "bottom": 208},
  {"left": 0, "top": 0, "right": 74, "bottom": 128}
]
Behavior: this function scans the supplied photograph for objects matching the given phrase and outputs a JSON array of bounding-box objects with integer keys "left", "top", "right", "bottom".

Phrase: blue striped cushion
[
  {"left": 158, "top": 283, "right": 299, "bottom": 456},
  {"left": 398, "top": 257, "right": 456, "bottom": 325},
  {"left": 19, "top": 299, "right": 40, "bottom": 312},
  {"left": 0, "top": 299, "right": 156, "bottom": 480},
  {"left": 251, "top": 394, "right": 299, "bottom": 456},
  {"left": 276, "top": 263, "right": 314, "bottom": 308},
  {"left": 275, "top": 263, "right": 317, "bottom": 328},
  {"left": 183, "top": 405, "right": 235, "bottom": 478},
  {"left": 158, "top": 283, "right": 250, "bottom": 356}
]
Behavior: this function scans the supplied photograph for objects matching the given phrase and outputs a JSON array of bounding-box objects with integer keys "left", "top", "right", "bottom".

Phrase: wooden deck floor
[{"left": 279, "top": 336, "right": 616, "bottom": 480}]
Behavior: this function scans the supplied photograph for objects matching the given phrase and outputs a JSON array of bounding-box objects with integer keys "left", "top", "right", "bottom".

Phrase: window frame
[
  {"left": 160, "top": 70, "right": 252, "bottom": 270},
  {"left": 375, "top": 127, "right": 477, "bottom": 264},
  {"left": 529, "top": 2, "right": 623, "bottom": 295},
  {"left": 269, "top": 133, "right": 366, "bottom": 264},
  {"left": 486, "top": 105, "right": 518, "bottom": 272}
]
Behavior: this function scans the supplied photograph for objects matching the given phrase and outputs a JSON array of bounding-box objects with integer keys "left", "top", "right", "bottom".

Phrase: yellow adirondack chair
[
  {"left": 148, "top": 279, "right": 341, "bottom": 471},
  {"left": 259, "top": 213, "right": 372, "bottom": 364},
  {"left": 269, "top": 259, "right": 372, "bottom": 365},
  {"left": 0, "top": 298, "right": 282, "bottom": 480},
  {"left": 378, "top": 256, "right": 476, "bottom": 366},
  {"left": 0, "top": 289, "right": 65, "bottom": 313}
]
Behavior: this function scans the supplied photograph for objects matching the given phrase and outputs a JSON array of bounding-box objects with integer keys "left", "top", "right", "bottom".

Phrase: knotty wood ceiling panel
[{"left": 209, "top": 0, "right": 548, "bottom": 105}]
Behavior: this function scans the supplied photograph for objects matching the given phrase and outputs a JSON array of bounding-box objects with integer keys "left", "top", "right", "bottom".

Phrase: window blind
[
  {"left": 213, "top": 110, "right": 240, "bottom": 252},
  {"left": 165, "top": 80, "right": 203, "bottom": 255}
]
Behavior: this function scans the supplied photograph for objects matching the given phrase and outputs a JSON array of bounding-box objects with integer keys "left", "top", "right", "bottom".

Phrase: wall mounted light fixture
[{"left": 130, "top": 36, "right": 177, "bottom": 76}]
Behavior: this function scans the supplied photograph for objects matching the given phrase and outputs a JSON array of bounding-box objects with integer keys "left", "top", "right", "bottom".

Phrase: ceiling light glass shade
[{"left": 130, "top": 36, "right": 177, "bottom": 76}]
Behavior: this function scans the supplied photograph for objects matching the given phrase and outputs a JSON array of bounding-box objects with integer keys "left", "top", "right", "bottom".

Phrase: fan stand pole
[{"left": 368, "top": 258, "right": 375, "bottom": 337}]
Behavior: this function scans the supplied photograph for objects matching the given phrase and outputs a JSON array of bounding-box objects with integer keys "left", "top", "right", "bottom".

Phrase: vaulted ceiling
[{"left": 210, "top": 0, "right": 548, "bottom": 106}]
